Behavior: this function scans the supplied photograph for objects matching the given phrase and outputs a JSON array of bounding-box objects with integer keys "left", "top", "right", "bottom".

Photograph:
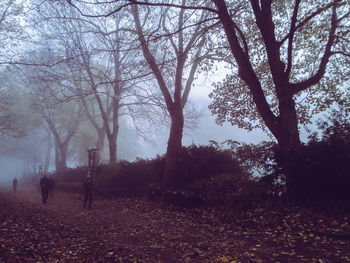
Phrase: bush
[
  {"left": 300, "top": 109, "right": 350, "bottom": 201},
  {"left": 146, "top": 145, "right": 253, "bottom": 207},
  {"left": 222, "top": 140, "right": 285, "bottom": 197},
  {"left": 174, "top": 144, "right": 244, "bottom": 186},
  {"left": 147, "top": 172, "right": 264, "bottom": 209},
  {"left": 31, "top": 144, "right": 254, "bottom": 205},
  {"left": 268, "top": 108, "right": 350, "bottom": 202},
  {"left": 54, "top": 167, "right": 88, "bottom": 183},
  {"left": 95, "top": 157, "right": 163, "bottom": 198}
]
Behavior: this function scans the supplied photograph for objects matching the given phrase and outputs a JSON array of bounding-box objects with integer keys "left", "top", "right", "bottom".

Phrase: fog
[
  {"left": 0, "top": 0, "right": 339, "bottom": 187},
  {"left": 0, "top": 73, "right": 318, "bottom": 186},
  {"left": 0, "top": 92, "right": 270, "bottom": 185},
  {"left": 140, "top": 97, "right": 270, "bottom": 159},
  {"left": 0, "top": 157, "right": 24, "bottom": 186}
]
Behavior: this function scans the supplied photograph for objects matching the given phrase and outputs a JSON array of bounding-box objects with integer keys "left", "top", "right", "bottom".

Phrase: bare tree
[
  {"left": 0, "top": 66, "right": 37, "bottom": 137},
  {"left": 33, "top": 2, "right": 166, "bottom": 164},
  {"left": 131, "top": 1, "right": 211, "bottom": 185},
  {"left": 20, "top": 47, "right": 84, "bottom": 172}
]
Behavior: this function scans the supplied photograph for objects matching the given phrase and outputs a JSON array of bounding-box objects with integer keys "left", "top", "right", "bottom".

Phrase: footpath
[{"left": 0, "top": 188, "right": 350, "bottom": 262}]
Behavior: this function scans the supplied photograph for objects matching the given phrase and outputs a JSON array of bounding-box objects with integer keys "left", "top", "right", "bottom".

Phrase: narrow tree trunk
[
  {"left": 107, "top": 123, "right": 119, "bottom": 164},
  {"left": 96, "top": 127, "right": 105, "bottom": 164},
  {"left": 44, "top": 130, "right": 52, "bottom": 173},
  {"left": 54, "top": 140, "right": 60, "bottom": 171}
]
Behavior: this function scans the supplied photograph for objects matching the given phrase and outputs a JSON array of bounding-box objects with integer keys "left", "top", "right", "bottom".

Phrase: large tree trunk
[
  {"left": 53, "top": 138, "right": 68, "bottom": 172},
  {"left": 276, "top": 97, "right": 305, "bottom": 199},
  {"left": 163, "top": 105, "right": 184, "bottom": 186},
  {"left": 60, "top": 143, "right": 68, "bottom": 171},
  {"left": 107, "top": 121, "right": 119, "bottom": 164}
]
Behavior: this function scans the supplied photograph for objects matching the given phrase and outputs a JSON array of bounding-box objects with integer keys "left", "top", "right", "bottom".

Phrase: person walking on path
[
  {"left": 40, "top": 174, "right": 51, "bottom": 204},
  {"left": 83, "top": 172, "right": 93, "bottom": 209},
  {"left": 12, "top": 178, "right": 18, "bottom": 193}
]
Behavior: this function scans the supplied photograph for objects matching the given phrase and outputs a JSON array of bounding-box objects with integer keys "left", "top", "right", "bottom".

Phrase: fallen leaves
[{"left": 0, "top": 189, "right": 349, "bottom": 262}]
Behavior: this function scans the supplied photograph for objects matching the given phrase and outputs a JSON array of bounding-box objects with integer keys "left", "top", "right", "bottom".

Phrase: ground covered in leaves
[{"left": 1, "top": 188, "right": 350, "bottom": 263}]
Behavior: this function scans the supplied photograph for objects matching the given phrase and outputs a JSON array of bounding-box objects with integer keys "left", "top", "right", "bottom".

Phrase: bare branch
[{"left": 67, "top": 0, "right": 218, "bottom": 18}]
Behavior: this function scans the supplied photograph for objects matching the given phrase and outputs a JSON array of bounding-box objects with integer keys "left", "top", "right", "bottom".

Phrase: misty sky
[{"left": 139, "top": 80, "right": 270, "bottom": 159}]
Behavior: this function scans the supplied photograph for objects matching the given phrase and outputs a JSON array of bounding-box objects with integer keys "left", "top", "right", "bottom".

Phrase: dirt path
[
  {"left": 1, "top": 188, "right": 350, "bottom": 263},
  {"left": 0, "top": 188, "right": 242, "bottom": 263}
]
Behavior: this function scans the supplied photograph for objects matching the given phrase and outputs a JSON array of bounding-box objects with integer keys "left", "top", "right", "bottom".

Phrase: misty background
[
  {"left": 0, "top": 0, "right": 347, "bottom": 188},
  {"left": 0, "top": 76, "right": 270, "bottom": 184}
]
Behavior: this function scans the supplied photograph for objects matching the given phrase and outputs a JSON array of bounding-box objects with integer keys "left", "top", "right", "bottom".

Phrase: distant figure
[
  {"left": 12, "top": 178, "right": 18, "bottom": 193},
  {"left": 48, "top": 176, "right": 56, "bottom": 199},
  {"left": 83, "top": 173, "right": 93, "bottom": 209},
  {"left": 40, "top": 174, "right": 51, "bottom": 204}
]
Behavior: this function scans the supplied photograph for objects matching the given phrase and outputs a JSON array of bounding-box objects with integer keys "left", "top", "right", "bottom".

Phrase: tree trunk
[
  {"left": 108, "top": 138, "right": 117, "bottom": 164},
  {"left": 54, "top": 139, "right": 60, "bottom": 171},
  {"left": 213, "top": 0, "right": 305, "bottom": 197},
  {"left": 60, "top": 144, "right": 68, "bottom": 171},
  {"left": 44, "top": 130, "right": 52, "bottom": 173},
  {"left": 53, "top": 138, "right": 68, "bottom": 172},
  {"left": 275, "top": 97, "right": 305, "bottom": 199},
  {"left": 96, "top": 127, "right": 105, "bottom": 164},
  {"left": 163, "top": 105, "right": 184, "bottom": 186},
  {"left": 107, "top": 122, "right": 119, "bottom": 164}
]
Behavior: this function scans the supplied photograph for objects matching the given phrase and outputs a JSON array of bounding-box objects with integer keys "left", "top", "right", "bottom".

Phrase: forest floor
[{"left": 0, "top": 188, "right": 350, "bottom": 263}]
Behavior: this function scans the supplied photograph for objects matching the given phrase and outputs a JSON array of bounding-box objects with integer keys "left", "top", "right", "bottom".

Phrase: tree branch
[
  {"left": 286, "top": 0, "right": 301, "bottom": 77},
  {"left": 291, "top": 2, "right": 338, "bottom": 94},
  {"left": 279, "top": 1, "right": 340, "bottom": 46},
  {"left": 67, "top": 0, "right": 217, "bottom": 18}
]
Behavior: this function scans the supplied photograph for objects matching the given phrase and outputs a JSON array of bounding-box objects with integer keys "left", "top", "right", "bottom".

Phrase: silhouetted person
[
  {"left": 83, "top": 173, "right": 93, "bottom": 209},
  {"left": 48, "top": 176, "right": 56, "bottom": 199},
  {"left": 40, "top": 174, "right": 50, "bottom": 203},
  {"left": 12, "top": 178, "right": 18, "bottom": 193}
]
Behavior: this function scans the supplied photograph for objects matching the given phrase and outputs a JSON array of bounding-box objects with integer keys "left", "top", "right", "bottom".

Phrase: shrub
[
  {"left": 300, "top": 109, "right": 350, "bottom": 201},
  {"left": 174, "top": 144, "right": 244, "bottom": 186},
  {"left": 222, "top": 140, "right": 285, "bottom": 197},
  {"left": 146, "top": 145, "right": 256, "bottom": 207},
  {"left": 95, "top": 157, "right": 163, "bottom": 198},
  {"left": 268, "top": 108, "right": 350, "bottom": 202},
  {"left": 54, "top": 167, "right": 88, "bottom": 183},
  {"left": 147, "top": 172, "right": 264, "bottom": 209}
]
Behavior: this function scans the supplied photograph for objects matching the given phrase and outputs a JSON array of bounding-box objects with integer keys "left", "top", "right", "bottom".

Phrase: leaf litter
[{"left": 0, "top": 189, "right": 349, "bottom": 262}]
